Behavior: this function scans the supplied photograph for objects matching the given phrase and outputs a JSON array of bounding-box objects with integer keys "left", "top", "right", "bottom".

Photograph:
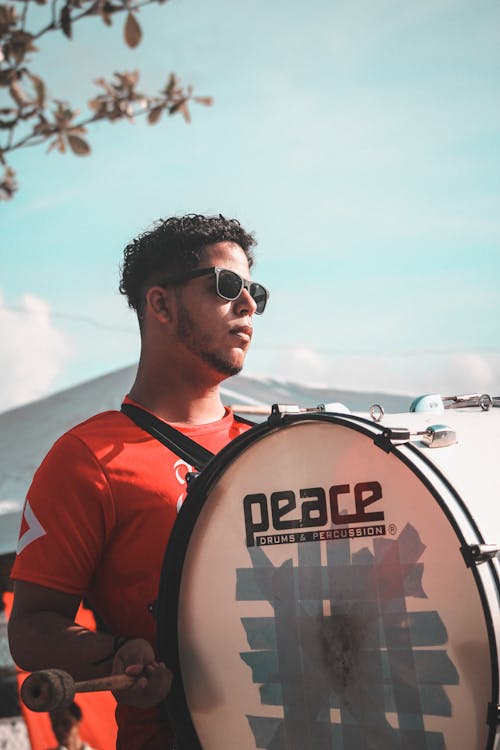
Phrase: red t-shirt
[{"left": 11, "top": 399, "right": 251, "bottom": 749}]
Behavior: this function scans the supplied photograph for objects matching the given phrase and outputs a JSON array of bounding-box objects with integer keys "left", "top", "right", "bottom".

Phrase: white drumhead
[{"left": 169, "top": 416, "right": 498, "bottom": 750}]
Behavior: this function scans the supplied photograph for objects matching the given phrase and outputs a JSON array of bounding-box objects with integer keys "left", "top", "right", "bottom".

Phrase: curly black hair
[{"left": 119, "top": 214, "right": 256, "bottom": 316}]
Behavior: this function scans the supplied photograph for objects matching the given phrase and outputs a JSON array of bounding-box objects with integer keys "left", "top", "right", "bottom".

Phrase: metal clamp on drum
[{"left": 462, "top": 544, "right": 500, "bottom": 567}]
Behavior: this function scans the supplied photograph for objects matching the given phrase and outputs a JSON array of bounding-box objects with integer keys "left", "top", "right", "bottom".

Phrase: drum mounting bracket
[
  {"left": 373, "top": 428, "right": 411, "bottom": 453},
  {"left": 461, "top": 544, "right": 500, "bottom": 567}
]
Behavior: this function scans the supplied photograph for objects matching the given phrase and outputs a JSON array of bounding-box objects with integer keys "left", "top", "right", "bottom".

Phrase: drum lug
[
  {"left": 461, "top": 544, "right": 500, "bottom": 567},
  {"left": 486, "top": 702, "right": 500, "bottom": 728},
  {"left": 419, "top": 424, "right": 457, "bottom": 448}
]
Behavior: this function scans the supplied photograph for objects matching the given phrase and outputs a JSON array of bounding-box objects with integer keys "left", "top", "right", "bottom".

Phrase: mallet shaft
[
  {"left": 21, "top": 669, "right": 136, "bottom": 712},
  {"left": 73, "top": 673, "right": 136, "bottom": 694}
]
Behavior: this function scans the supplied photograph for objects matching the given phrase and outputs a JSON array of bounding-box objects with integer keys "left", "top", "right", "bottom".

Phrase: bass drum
[{"left": 157, "top": 409, "right": 500, "bottom": 750}]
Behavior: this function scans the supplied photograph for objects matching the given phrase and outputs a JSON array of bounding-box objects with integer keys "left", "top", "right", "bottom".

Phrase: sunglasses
[{"left": 159, "top": 266, "right": 270, "bottom": 314}]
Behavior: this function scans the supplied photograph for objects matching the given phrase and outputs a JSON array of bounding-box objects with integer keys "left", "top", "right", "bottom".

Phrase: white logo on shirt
[
  {"left": 17, "top": 500, "right": 47, "bottom": 554},
  {"left": 173, "top": 459, "right": 194, "bottom": 511}
]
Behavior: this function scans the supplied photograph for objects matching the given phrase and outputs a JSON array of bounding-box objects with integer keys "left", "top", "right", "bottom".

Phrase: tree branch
[
  {"left": 0, "top": 0, "right": 214, "bottom": 201},
  {"left": 32, "top": 0, "right": 165, "bottom": 40}
]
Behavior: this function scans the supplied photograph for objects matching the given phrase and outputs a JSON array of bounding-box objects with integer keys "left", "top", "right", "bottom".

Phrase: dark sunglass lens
[
  {"left": 250, "top": 283, "right": 268, "bottom": 314},
  {"left": 218, "top": 270, "right": 243, "bottom": 299}
]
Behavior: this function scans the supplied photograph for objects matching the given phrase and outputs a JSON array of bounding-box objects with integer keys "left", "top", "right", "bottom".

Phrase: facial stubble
[{"left": 176, "top": 304, "right": 243, "bottom": 378}]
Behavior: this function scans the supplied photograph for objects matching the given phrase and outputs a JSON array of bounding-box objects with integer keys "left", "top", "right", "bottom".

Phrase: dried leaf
[
  {"left": 0, "top": 5, "right": 17, "bottom": 27},
  {"left": 93, "top": 77, "right": 115, "bottom": 95},
  {"left": 179, "top": 102, "right": 190, "bottom": 123},
  {"left": 163, "top": 73, "right": 178, "bottom": 96},
  {"left": 124, "top": 12, "right": 141, "bottom": 48},
  {"left": 67, "top": 133, "right": 91, "bottom": 155},
  {"left": 115, "top": 70, "right": 139, "bottom": 89},
  {"left": 5, "top": 30, "right": 37, "bottom": 65},
  {"left": 0, "top": 166, "right": 18, "bottom": 200},
  {"left": 27, "top": 72, "right": 46, "bottom": 107},
  {"left": 193, "top": 96, "right": 213, "bottom": 107},
  {"left": 147, "top": 105, "right": 163, "bottom": 124},
  {"left": 9, "top": 80, "right": 29, "bottom": 107},
  {"left": 60, "top": 4, "right": 72, "bottom": 39},
  {"left": 169, "top": 97, "right": 185, "bottom": 114},
  {"left": 169, "top": 98, "right": 191, "bottom": 122},
  {"left": 53, "top": 101, "right": 77, "bottom": 127},
  {"left": 48, "top": 134, "right": 66, "bottom": 154}
]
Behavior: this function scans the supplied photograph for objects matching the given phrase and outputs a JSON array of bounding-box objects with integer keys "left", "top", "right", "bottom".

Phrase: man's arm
[{"left": 8, "top": 580, "right": 172, "bottom": 706}]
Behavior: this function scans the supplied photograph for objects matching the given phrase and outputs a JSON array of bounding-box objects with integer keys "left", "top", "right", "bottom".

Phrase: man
[
  {"left": 8, "top": 214, "right": 269, "bottom": 749},
  {"left": 48, "top": 702, "right": 96, "bottom": 750}
]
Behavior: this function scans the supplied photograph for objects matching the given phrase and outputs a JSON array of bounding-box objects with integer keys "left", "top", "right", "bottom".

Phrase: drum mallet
[{"left": 21, "top": 668, "right": 136, "bottom": 712}]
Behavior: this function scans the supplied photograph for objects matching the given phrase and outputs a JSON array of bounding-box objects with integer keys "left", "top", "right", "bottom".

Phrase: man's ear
[{"left": 145, "top": 286, "right": 174, "bottom": 323}]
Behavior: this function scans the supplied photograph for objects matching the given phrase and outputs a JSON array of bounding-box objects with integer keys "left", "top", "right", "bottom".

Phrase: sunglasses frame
[{"left": 158, "top": 266, "right": 269, "bottom": 314}]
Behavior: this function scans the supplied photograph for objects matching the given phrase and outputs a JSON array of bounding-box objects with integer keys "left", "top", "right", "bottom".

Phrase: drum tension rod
[
  {"left": 443, "top": 393, "right": 500, "bottom": 410},
  {"left": 269, "top": 403, "right": 350, "bottom": 419},
  {"left": 268, "top": 403, "right": 336, "bottom": 423},
  {"left": 460, "top": 544, "right": 500, "bottom": 567}
]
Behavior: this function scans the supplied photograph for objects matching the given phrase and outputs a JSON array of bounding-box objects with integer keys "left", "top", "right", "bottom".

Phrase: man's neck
[{"left": 129, "top": 370, "right": 227, "bottom": 425}]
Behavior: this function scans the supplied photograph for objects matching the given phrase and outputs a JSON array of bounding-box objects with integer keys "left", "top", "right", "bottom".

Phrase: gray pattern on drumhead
[{"left": 237, "top": 524, "right": 458, "bottom": 749}]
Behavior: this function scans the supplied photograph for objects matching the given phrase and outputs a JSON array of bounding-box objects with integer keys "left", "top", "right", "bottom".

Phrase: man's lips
[{"left": 230, "top": 325, "right": 253, "bottom": 343}]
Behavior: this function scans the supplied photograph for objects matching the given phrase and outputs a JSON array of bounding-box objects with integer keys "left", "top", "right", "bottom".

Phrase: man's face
[{"left": 173, "top": 241, "right": 257, "bottom": 379}]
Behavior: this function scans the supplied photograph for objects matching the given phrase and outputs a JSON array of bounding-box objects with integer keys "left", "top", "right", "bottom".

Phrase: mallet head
[{"left": 21, "top": 669, "right": 75, "bottom": 712}]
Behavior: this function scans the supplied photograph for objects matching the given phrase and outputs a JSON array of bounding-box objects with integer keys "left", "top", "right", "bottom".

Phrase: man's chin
[{"left": 202, "top": 352, "right": 243, "bottom": 378}]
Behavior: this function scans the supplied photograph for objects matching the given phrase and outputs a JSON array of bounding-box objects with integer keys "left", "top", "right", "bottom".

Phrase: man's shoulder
[
  {"left": 55, "top": 408, "right": 131, "bottom": 453},
  {"left": 69, "top": 408, "right": 125, "bottom": 432}
]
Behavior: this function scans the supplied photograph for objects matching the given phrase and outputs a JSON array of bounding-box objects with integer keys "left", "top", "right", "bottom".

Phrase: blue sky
[{"left": 1, "top": 0, "right": 499, "bottom": 411}]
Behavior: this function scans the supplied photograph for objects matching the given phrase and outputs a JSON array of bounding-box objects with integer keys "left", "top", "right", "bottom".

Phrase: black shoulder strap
[
  {"left": 232, "top": 413, "right": 256, "bottom": 427},
  {"left": 121, "top": 403, "right": 215, "bottom": 471}
]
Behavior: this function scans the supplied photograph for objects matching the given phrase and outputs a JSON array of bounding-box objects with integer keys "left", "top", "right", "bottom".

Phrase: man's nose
[{"left": 234, "top": 286, "right": 257, "bottom": 315}]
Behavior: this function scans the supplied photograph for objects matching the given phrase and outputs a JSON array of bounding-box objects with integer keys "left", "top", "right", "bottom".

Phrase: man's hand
[{"left": 112, "top": 638, "right": 172, "bottom": 708}]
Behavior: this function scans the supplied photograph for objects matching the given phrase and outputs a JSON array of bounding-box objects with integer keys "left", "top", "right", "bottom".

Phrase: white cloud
[
  {"left": 0, "top": 291, "right": 72, "bottom": 412},
  {"left": 252, "top": 345, "right": 500, "bottom": 398}
]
